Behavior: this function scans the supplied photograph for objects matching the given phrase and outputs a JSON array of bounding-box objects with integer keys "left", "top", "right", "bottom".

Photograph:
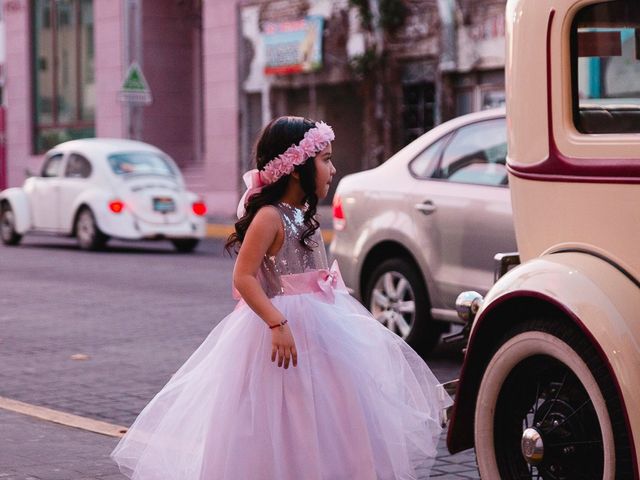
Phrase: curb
[
  {"left": 206, "top": 223, "right": 334, "bottom": 243},
  {"left": 0, "top": 396, "right": 128, "bottom": 438}
]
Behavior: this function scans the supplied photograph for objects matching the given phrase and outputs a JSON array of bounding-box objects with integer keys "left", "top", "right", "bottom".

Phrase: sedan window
[
  {"left": 409, "top": 133, "right": 451, "bottom": 179},
  {"left": 65, "top": 153, "right": 92, "bottom": 179},
  {"left": 108, "top": 152, "right": 177, "bottom": 177},
  {"left": 436, "top": 118, "right": 507, "bottom": 186},
  {"left": 41, "top": 153, "right": 64, "bottom": 177}
]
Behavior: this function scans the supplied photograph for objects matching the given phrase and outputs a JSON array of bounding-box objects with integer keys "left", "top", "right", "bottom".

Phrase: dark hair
[{"left": 225, "top": 116, "right": 320, "bottom": 254}]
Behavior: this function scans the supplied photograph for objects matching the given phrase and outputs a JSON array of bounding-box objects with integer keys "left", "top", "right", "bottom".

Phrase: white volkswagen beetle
[{"left": 0, "top": 138, "right": 207, "bottom": 252}]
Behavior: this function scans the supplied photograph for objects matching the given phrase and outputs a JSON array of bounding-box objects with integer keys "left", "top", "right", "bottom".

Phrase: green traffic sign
[
  {"left": 119, "top": 62, "right": 152, "bottom": 105},
  {"left": 122, "top": 62, "right": 150, "bottom": 93}
]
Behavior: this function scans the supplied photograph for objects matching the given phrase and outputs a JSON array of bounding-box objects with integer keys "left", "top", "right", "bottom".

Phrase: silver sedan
[{"left": 330, "top": 108, "right": 516, "bottom": 354}]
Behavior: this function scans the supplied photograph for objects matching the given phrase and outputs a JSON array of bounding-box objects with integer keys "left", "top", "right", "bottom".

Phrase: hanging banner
[{"left": 263, "top": 16, "right": 324, "bottom": 75}]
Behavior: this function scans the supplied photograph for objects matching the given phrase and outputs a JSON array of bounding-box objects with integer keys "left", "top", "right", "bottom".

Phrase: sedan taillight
[
  {"left": 192, "top": 201, "right": 207, "bottom": 216},
  {"left": 332, "top": 193, "right": 345, "bottom": 231},
  {"left": 109, "top": 200, "right": 125, "bottom": 213}
]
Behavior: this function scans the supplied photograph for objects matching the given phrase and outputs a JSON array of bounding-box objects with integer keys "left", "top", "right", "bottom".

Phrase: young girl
[{"left": 111, "top": 116, "right": 451, "bottom": 479}]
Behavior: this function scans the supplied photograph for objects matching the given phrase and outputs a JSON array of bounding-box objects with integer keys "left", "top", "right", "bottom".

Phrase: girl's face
[{"left": 314, "top": 144, "right": 336, "bottom": 199}]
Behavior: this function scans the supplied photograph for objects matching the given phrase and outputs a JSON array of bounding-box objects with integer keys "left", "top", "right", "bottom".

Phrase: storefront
[{"left": 3, "top": 0, "right": 239, "bottom": 215}]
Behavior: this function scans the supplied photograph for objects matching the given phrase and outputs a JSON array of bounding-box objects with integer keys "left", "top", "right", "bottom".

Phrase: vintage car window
[
  {"left": 41, "top": 153, "right": 63, "bottom": 178},
  {"left": 435, "top": 118, "right": 508, "bottom": 186},
  {"left": 108, "top": 152, "right": 177, "bottom": 177},
  {"left": 408, "top": 133, "right": 451, "bottom": 179},
  {"left": 64, "top": 153, "right": 92, "bottom": 179},
  {"left": 572, "top": 1, "right": 640, "bottom": 133}
]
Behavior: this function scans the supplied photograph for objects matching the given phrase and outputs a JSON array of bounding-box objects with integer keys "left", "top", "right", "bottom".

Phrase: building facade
[
  {"left": 1, "top": 0, "right": 506, "bottom": 217},
  {"left": 2, "top": 0, "right": 239, "bottom": 215}
]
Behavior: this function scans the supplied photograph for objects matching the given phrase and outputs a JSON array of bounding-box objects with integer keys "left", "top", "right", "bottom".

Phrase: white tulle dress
[{"left": 111, "top": 202, "right": 452, "bottom": 480}]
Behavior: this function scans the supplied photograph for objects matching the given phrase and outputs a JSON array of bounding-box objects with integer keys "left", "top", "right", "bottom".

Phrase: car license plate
[{"left": 153, "top": 197, "right": 176, "bottom": 213}]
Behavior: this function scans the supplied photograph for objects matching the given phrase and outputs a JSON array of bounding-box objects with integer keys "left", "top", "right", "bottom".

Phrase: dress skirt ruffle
[{"left": 111, "top": 290, "right": 452, "bottom": 480}]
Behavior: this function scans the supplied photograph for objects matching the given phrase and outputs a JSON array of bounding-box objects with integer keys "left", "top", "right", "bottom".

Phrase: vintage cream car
[
  {"left": 447, "top": 0, "right": 640, "bottom": 478},
  {"left": 0, "top": 139, "right": 207, "bottom": 252}
]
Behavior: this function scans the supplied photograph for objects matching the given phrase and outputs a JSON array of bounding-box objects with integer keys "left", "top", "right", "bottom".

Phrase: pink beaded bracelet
[{"left": 268, "top": 319, "right": 288, "bottom": 329}]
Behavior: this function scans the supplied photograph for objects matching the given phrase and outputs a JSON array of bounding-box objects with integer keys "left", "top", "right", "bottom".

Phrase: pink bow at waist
[
  {"left": 279, "top": 260, "right": 348, "bottom": 303},
  {"left": 232, "top": 260, "right": 348, "bottom": 305}
]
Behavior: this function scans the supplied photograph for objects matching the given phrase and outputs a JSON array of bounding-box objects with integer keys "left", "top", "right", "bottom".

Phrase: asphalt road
[{"left": 0, "top": 235, "right": 477, "bottom": 479}]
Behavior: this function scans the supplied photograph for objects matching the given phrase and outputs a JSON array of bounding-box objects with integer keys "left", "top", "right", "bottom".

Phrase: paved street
[{"left": 0, "top": 235, "right": 478, "bottom": 479}]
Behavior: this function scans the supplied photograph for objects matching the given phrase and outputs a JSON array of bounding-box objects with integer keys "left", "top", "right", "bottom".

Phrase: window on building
[
  {"left": 402, "top": 83, "right": 435, "bottom": 146},
  {"left": 455, "top": 71, "right": 505, "bottom": 116},
  {"left": 33, "top": 0, "right": 95, "bottom": 153},
  {"left": 571, "top": 0, "right": 640, "bottom": 134}
]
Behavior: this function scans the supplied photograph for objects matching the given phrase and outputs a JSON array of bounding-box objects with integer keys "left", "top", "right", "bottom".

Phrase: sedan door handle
[{"left": 415, "top": 201, "right": 437, "bottom": 215}]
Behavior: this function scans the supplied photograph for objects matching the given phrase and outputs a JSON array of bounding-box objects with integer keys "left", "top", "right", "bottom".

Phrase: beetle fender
[
  {"left": 68, "top": 189, "right": 138, "bottom": 238},
  {"left": 63, "top": 188, "right": 111, "bottom": 233},
  {"left": 0, "top": 188, "right": 32, "bottom": 234},
  {"left": 447, "top": 250, "right": 640, "bottom": 463}
]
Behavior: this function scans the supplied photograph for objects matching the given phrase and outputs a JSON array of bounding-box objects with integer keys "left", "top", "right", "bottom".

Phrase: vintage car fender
[
  {"left": 0, "top": 188, "right": 32, "bottom": 234},
  {"left": 447, "top": 250, "right": 640, "bottom": 462}
]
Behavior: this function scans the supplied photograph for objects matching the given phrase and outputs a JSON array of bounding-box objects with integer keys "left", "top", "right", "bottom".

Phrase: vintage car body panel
[
  {"left": 506, "top": 0, "right": 640, "bottom": 268},
  {"left": 447, "top": 0, "right": 640, "bottom": 475},
  {"left": 0, "top": 187, "right": 32, "bottom": 234},
  {"left": 447, "top": 251, "right": 639, "bottom": 461}
]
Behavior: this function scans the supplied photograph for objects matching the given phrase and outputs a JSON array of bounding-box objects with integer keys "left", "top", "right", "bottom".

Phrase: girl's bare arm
[
  {"left": 232, "top": 206, "right": 285, "bottom": 327},
  {"left": 233, "top": 206, "right": 297, "bottom": 368}
]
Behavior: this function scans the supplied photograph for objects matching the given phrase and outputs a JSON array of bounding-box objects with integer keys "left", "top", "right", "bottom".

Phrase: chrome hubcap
[
  {"left": 370, "top": 271, "right": 415, "bottom": 339},
  {"left": 521, "top": 427, "right": 544, "bottom": 465}
]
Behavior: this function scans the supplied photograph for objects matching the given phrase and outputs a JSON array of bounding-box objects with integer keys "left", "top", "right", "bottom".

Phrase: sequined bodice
[{"left": 259, "top": 202, "right": 328, "bottom": 298}]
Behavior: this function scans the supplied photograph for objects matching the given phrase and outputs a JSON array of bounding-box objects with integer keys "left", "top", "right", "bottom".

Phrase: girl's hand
[{"left": 271, "top": 324, "right": 298, "bottom": 369}]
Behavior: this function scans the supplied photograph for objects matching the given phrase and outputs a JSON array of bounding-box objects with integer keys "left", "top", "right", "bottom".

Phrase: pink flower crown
[
  {"left": 236, "top": 121, "right": 335, "bottom": 218},
  {"left": 260, "top": 121, "right": 335, "bottom": 184}
]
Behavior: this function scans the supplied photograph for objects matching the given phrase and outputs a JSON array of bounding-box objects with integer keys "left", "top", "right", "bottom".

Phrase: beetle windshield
[{"left": 108, "top": 152, "right": 178, "bottom": 177}]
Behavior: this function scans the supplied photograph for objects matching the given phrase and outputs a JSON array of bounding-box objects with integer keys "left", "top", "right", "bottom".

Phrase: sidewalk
[
  {"left": 0, "top": 409, "right": 124, "bottom": 480},
  {"left": 205, "top": 205, "right": 335, "bottom": 241},
  {"left": 0, "top": 407, "right": 478, "bottom": 479}
]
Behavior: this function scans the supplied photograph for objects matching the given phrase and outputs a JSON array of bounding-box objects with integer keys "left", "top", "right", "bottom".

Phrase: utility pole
[{"left": 123, "top": 0, "right": 143, "bottom": 140}]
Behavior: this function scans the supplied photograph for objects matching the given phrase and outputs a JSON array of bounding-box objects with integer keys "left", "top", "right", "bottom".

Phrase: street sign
[{"left": 118, "top": 62, "right": 152, "bottom": 105}]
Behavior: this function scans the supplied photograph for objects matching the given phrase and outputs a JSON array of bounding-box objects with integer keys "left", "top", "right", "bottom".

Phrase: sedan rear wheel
[
  {"left": 364, "top": 257, "right": 444, "bottom": 354},
  {"left": 0, "top": 205, "right": 22, "bottom": 246},
  {"left": 75, "top": 208, "right": 108, "bottom": 251}
]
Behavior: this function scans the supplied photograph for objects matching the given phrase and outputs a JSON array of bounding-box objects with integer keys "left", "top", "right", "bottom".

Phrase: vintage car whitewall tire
[
  {"left": 364, "top": 257, "right": 445, "bottom": 354},
  {"left": 473, "top": 319, "right": 628, "bottom": 479},
  {"left": 0, "top": 204, "right": 22, "bottom": 246},
  {"left": 75, "top": 207, "right": 109, "bottom": 251}
]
